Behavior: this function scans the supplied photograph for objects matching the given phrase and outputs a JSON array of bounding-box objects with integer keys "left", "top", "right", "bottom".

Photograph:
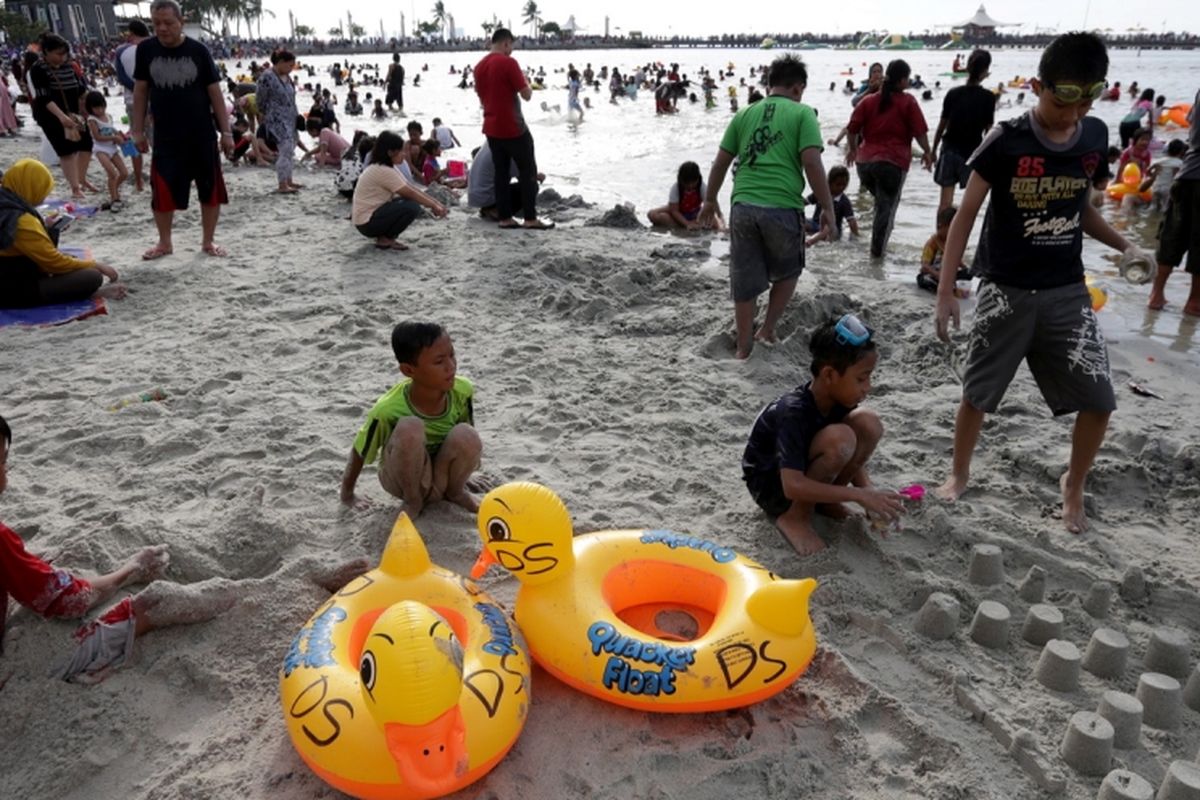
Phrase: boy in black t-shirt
[
  {"left": 742, "top": 316, "right": 903, "bottom": 556},
  {"left": 933, "top": 33, "right": 1147, "bottom": 534}
]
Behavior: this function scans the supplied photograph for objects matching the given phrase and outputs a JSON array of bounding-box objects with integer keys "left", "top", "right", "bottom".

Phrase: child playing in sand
[
  {"left": 0, "top": 413, "right": 238, "bottom": 683},
  {"left": 404, "top": 120, "right": 425, "bottom": 177},
  {"left": 300, "top": 118, "right": 350, "bottom": 167},
  {"left": 340, "top": 322, "right": 481, "bottom": 515},
  {"left": 83, "top": 91, "right": 130, "bottom": 212},
  {"left": 805, "top": 164, "right": 858, "bottom": 244},
  {"left": 420, "top": 139, "right": 467, "bottom": 189},
  {"left": 917, "top": 206, "right": 970, "bottom": 296},
  {"left": 934, "top": 32, "right": 1145, "bottom": 534},
  {"left": 742, "top": 316, "right": 904, "bottom": 556},
  {"left": 646, "top": 161, "right": 718, "bottom": 230},
  {"left": 431, "top": 117, "right": 461, "bottom": 150}
]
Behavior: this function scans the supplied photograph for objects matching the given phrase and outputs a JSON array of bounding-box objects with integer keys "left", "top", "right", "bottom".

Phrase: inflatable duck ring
[
  {"left": 280, "top": 514, "right": 532, "bottom": 800},
  {"left": 470, "top": 482, "right": 819, "bottom": 713}
]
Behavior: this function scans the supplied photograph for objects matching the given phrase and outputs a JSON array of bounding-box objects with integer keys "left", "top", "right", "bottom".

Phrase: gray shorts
[
  {"left": 962, "top": 280, "right": 1116, "bottom": 416},
  {"left": 933, "top": 148, "right": 972, "bottom": 189},
  {"left": 51, "top": 597, "right": 137, "bottom": 684},
  {"left": 729, "top": 203, "right": 805, "bottom": 302}
]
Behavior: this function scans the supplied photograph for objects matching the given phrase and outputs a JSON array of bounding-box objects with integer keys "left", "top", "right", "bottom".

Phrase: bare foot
[
  {"left": 936, "top": 473, "right": 969, "bottom": 502},
  {"left": 201, "top": 243, "right": 228, "bottom": 257},
  {"left": 124, "top": 544, "right": 170, "bottom": 585},
  {"left": 446, "top": 490, "right": 480, "bottom": 513},
  {"left": 754, "top": 328, "right": 779, "bottom": 345},
  {"left": 1060, "top": 473, "right": 1089, "bottom": 534},
  {"left": 1147, "top": 292, "right": 1167, "bottom": 310},
  {"left": 96, "top": 283, "right": 128, "bottom": 300},
  {"left": 776, "top": 517, "right": 827, "bottom": 556},
  {"left": 82, "top": 181, "right": 101, "bottom": 193}
]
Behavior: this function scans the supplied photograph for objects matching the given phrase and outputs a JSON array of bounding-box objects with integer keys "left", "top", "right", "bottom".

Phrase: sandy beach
[{"left": 1, "top": 125, "right": 1198, "bottom": 800}]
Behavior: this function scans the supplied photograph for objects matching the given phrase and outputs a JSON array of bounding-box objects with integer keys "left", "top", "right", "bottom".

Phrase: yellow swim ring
[
  {"left": 470, "top": 482, "right": 819, "bottom": 713},
  {"left": 280, "top": 513, "right": 531, "bottom": 800}
]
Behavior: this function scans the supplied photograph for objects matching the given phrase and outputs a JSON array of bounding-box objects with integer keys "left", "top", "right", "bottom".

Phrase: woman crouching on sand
[
  {"left": 0, "top": 159, "right": 123, "bottom": 309},
  {"left": 351, "top": 131, "right": 448, "bottom": 251}
]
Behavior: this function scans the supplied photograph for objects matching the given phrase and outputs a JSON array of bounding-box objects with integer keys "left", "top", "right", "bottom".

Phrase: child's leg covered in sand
[
  {"left": 430, "top": 423, "right": 482, "bottom": 512},
  {"left": 378, "top": 417, "right": 434, "bottom": 516},
  {"left": 132, "top": 577, "right": 241, "bottom": 636},
  {"left": 826, "top": 409, "right": 884, "bottom": 513},
  {"left": 85, "top": 544, "right": 170, "bottom": 611},
  {"left": 776, "top": 422, "right": 859, "bottom": 556}
]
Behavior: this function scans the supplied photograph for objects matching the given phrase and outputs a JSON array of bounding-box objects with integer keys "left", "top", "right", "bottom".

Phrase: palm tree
[
  {"left": 521, "top": 0, "right": 539, "bottom": 39},
  {"left": 431, "top": 1, "right": 446, "bottom": 40}
]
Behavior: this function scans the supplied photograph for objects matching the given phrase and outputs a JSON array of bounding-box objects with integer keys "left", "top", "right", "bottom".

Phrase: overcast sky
[{"left": 260, "top": 0, "right": 1197, "bottom": 39}]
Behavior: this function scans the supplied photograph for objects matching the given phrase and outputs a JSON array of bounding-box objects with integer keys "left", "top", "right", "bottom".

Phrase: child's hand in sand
[
  {"left": 339, "top": 490, "right": 372, "bottom": 511},
  {"left": 854, "top": 488, "right": 904, "bottom": 523}
]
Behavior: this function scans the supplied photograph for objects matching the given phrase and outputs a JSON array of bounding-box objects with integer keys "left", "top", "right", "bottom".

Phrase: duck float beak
[
  {"left": 383, "top": 706, "right": 468, "bottom": 795},
  {"left": 470, "top": 548, "right": 499, "bottom": 580}
]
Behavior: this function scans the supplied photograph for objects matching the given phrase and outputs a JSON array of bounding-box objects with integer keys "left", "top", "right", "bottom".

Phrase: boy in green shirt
[
  {"left": 700, "top": 55, "right": 836, "bottom": 360},
  {"left": 340, "top": 322, "right": 482, "bottom": 515}
]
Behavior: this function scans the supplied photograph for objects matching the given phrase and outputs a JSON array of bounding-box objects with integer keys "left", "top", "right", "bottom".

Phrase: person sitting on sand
[
  {"left": 741, "top": 316, "right": 903, "bottom": 556},
  {"left": 917, "top": 206, "right": 970, "bottom": 296},
  {"left": 419, "top": 139, "right": 467, "bottom": 189},
  {"left": 934, "top": 32, "right": 1144, "bottom": 534},
  {"left": 350, "top": 132, "right": 448, "bottom": 251},
  {"left": 0, "top": 159, "right": 124, "bottom": 309},
  {"left": 340, "top": 321, "right": 482, "bottom": 516},
  {"left": 647, "top": 161, "right": 721, "bottom": 230},
  {"left": 300, "top": 118, "right": 349, "bottom": 167},
  {"left": 0, "top": 413, "right": 233, "bottom": 684}
]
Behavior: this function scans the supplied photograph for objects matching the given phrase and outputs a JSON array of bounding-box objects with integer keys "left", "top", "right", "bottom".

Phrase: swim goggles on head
[
  {"left": 1043, "top": 80, "right": 1107, "bottom": 104},
  {"left": 834, "top": 314, "right": 872, "bottom": 346}
]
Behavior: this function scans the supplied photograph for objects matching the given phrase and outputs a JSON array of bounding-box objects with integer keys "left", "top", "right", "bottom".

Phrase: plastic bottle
[{"left": 108, "top": 388, "right": 167, "bottom": 412}]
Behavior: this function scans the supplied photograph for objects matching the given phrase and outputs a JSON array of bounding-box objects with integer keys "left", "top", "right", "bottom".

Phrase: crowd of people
[{"left": 1, "top": 8, "right": 1198, "bottom": 685}]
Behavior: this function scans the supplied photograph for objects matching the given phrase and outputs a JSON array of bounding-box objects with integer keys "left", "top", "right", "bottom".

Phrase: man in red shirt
[{"left": 474, "top": 29, "right": 554, "bottom": 230}]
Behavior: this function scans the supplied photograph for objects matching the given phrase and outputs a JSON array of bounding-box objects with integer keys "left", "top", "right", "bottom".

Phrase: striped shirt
[{"left": 29, "top": 60, "right": 86, "bottom": 115}]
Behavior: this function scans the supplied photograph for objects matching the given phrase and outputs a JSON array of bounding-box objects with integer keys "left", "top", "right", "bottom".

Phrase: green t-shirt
[
  {"left": 353, "top": 376, "right": 475, "bottom": 464},
  {"left": 718, "top": 96, "right": 823, "bottom": 209}
]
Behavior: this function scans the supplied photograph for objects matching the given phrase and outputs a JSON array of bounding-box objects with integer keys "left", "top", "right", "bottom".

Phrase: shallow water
[{"left": 252, "top": 46, "right": 1200, "bottom": 360}]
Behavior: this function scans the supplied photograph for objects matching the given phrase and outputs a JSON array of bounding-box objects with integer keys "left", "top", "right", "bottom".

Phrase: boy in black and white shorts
[{"left": 933, "top": 32, "right": 1146, "bottom": 534}]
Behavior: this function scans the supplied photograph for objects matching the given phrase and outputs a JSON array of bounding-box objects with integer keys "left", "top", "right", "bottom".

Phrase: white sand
[{"left": 1, "top": 136, "right": 1198, "bottom": 799}]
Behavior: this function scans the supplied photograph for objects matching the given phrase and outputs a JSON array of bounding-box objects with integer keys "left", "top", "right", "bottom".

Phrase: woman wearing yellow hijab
[{"left": 0, "top": 159, "right": 122, "bottom": 309}]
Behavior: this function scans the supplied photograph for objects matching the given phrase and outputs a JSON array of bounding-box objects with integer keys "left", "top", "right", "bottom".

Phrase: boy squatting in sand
[
  {"left": 340, "top": 321, "right": 482, "bottom": 514},
  {"left": 741, "top": 317, "right": 904, "bottom": 556},
  {"left": 0, "top": 414, "right": 237, "bottom": 683},
  {"left": 935, "top": 32, "right": 1149, "bottom": 533}
]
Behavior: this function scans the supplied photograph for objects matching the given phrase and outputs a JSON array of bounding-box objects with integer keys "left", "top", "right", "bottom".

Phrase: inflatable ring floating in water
[
  {"left": 280, "top": 514, "right": 531, "bottom": 800},
  {"left": 1107, "top": 163, "right": 1151, "bottom": 204},
  {"left": 470, "top": 482, "right": 819, "bottom": 713},
  {"left": 1158, "top": 103, "right": 1192, "bottom": 128}
]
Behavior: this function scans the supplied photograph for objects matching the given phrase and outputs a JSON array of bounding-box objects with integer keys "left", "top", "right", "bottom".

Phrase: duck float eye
[
  {"left": 360, "top": 651, "right": 377, "bottom": 693},
  {"left": 486, "top": 517, "right": 511, "bottom": 542}
]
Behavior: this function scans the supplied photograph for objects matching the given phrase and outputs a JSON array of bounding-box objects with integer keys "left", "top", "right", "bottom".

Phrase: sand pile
[{"left": 1, "top": 141, "right": 1197, "bottom": 799}]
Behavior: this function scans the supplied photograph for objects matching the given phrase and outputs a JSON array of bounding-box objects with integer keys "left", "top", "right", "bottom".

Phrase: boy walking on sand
[
  {"left": 743, "top": 316, "right": 903, "bottom": 556},
  {"left": 340, "top": 322, "right": 482, "bottom": 515},
  {"left": 699, "top": 55, "right": 836, "bottom": 360},
  {"left": 934, "top": 32, "right": 1145, "bottom": 534}
]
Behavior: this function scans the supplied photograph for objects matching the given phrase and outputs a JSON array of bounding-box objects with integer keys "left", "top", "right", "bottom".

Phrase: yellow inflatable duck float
[
  {"left": 280, "top": 514, "right": 531, "bottom": 800},
  {"left": 471, "top": 482, "right": 819, "bottom": 713}
]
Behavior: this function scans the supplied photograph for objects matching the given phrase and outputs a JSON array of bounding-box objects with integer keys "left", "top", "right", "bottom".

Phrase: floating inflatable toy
[
  {"left": 470, "top": 482, "right": 819, "bottom": 713},
  {"left": 1158, "top": 103, "right": 1192, "bottom": 128},
  {"left": 280, "top": 514, "right": 531, "bottom": 800},
  {"left": 1107, "top": 163, "right": 1151, "bottom": 203}
]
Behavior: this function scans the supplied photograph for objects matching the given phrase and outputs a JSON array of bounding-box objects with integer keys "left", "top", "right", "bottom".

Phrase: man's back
[{"left": 475, "top": 52, "right": 525, "bottom": 139}]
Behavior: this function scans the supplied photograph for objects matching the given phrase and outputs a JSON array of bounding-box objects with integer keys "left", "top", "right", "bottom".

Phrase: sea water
[{"left": 251, "top": 46, "right": 1200, "bottom": 360}]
